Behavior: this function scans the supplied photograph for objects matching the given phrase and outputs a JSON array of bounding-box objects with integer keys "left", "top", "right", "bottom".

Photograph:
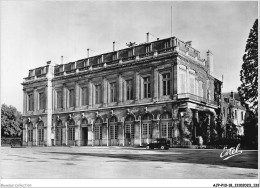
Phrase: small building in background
[{"left": 221, "top": 91, "right": 246, "bottom": 138}]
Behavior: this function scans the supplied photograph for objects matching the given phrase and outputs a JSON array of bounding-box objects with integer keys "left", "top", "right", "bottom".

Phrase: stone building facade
[
  {"left": 22, "top": 36, "right": 222, "bottom": 147},
  {"left": 221, "top": 91, "right": 246, "bottom": 138}
]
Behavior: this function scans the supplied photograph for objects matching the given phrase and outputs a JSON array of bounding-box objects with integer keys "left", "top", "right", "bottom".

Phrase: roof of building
[{"left": 222, "top": 92, "right": 241, "bottom": 101}]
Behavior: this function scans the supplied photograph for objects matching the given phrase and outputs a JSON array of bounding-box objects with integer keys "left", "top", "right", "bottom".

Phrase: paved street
[{"left": 1, "top": 146, "right": 258, "bottom": 179}]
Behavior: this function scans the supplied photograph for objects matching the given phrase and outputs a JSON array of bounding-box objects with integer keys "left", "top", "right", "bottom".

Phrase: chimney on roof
[
  {"left": 87, "top": 48, "right": 90, "bottom": 58},
  {"left": 157, "top": 38, "right": 159, "bottom": 41},
  {"left": 61, "top": 56, "right": 63, "bottom": 64},
  {"left": 113, "top": 41, "right": 115, "bottom": 51},
  {"left": 206, "top": 50, "right": 214, "bottom": 75},
  {"left": 231, "top": 90, "right": 234, "bottom": 99},
  {"left": 146, "top": 32, "right": 149, "bottom": 43}
]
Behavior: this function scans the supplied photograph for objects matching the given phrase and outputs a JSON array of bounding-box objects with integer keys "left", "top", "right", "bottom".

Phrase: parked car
[{"left": 146, "top": 138, "right": 170, "bottom": 150}]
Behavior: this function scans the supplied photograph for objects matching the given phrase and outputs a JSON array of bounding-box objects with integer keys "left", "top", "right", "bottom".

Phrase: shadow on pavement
[{"left": 43, "top": 149, "right": 258, "bottom": 169}]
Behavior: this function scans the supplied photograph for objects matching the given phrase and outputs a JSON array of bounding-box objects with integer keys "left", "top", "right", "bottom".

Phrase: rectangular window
[
  {"left": 39, "top": 92, "right": 45, "bottom": 110},
  {"left": 142, "top": 123, "right": 151, "bottom": 138},
  {"left": 162, "top": 73, "right": 171, "bottom": 95},
  {"left": 142, "top": 124, "right": 147, "bottom": 138},
  {"left": 126, "top": 80, "right": 133, "bottom": 100},
  {"left": 38, "top": 129, "right": 44, "bottom": 142},
  {"left": 110, "top": 82, "right": 117, "bottom": 102},
  {"left": 68, "top": 127, "right": 75, "bottom": 141},
  {"left": 110, "top": 126, "right": 114, "bottom": 139},
  {"left": 94, "top": 126, "right": 102, "bottom": 140},
  {"left": 110, "top": 125, "right": 118, "bottom": 139},
  {"left": 69, "top": 89, "right": 75, "bottom": 107},
  {"left": 97, "top": 57, "right": 102, "bottom": 64},
  {"left": 112, "top": 53, "right": 117, "bottom": 60},
  {"left": 57, "top": 91, "right": 63, "bottom": 108},
  {"left": 70, "top": 63, "right": 75, "bottom": 70},
  {"left": 28, "top": 130, "right": 33, "bottom": 142},
  {"left": 55, "top": 128, "right": 61, "bottom": 141},
  {"left": 190, "top": 75, "right": 195, "bottom": 95},
  {"left": 198, "top": 81, "right": 203, "bottom": 97},
  {"left": 82, "top": 87, "right": 88, "bottom": 106},
  {"left": 179, "top": 70, "right": 186, "bottom": 94},
  {"left": 28, "top": 93, "right": 34, "bottom": 111},
  {"left": 167, "top": 123, "right": 172, "bottom": 138},
  {"left": 125, "top": 124, "right": 135, "bottom": 139},
  {"left": 143, "top": 76, "right": 151, "bottom": 98},
  {"left": 95, "top": 85, "right": 102, "bottom": 104},
  {"left": 164, "top": 41, "right": 170, "bottom": 48},
  {"left": 241, "top": 112, "right": 244, "bottom": 120},
  {"left": 145, "top": 45, "right": 151, "bottom": 53},
  {"left": 128, "top": 49, "right": 133, "bottom": 57},
  {"left": 162, "top": 124, "right": 167, "bottom": 137}
]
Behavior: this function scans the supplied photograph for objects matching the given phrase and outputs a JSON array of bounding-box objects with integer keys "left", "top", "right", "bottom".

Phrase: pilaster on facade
[
  {"left": 75, "top": 82, "right": 80, "bottom": 108},
  {"left": 63, "top": 85, "right": 67, "bottom": 111},
  {"left": 118, "top": 74, "right": 123, "bottom": 104},
  {"left": 88, "top": 81, "right": 93, "bottom": 108},
  {"left": 33, "top": 88, "right": 38, "bottom": 112},
  {"left": 23, "top": 89, "right": 27, "bottom": 115},
  {"left": 103, "top": 78, "right": 108, "bottom": 107},
  {"left": 186, "top": 67, "right": 190, "bottom": 94},
  {"left": 153, "top": 69, "right": 158, "bottom": 101},
  {"left": 135, "top": 72, "right": 140, "bottom": 102}
]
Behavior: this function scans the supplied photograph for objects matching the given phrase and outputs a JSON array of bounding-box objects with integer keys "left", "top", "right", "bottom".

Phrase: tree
[
  {"left": 1, "top": 104, "right": 23, "bottom": 137},
  {"left": 238, "top": 19, "right": 258, "bottom": 113},
  {"left": 241, "top": 110, "right": 258, "bottom": 149}
]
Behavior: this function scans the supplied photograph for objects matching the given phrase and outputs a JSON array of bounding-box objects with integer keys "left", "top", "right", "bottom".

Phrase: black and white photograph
[{"left": 1, "top": 0, "right": 258, "bottom": 187}]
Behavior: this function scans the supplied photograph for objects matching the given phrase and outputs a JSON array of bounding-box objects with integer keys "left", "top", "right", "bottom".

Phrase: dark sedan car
[{"left": 146, "top": 138, "right": 170, "bottom": 150}]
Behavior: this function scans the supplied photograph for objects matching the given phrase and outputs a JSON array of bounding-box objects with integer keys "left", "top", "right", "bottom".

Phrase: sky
[{"left": 1, "top": 1, "right": 258, "bottom": 112}]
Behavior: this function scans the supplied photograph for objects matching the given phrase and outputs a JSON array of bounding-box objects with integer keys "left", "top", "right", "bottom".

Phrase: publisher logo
[{"left": 220, "top": 144, "right": 242, "bottom": 160}]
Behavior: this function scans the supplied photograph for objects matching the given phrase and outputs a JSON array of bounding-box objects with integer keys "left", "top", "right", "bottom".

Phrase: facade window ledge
[
  {"left": 93, "top": 104, "right": 102, "bottom": 108},
  {"left": 67, "top": 107, "right": 75, "bottom": 111},
  {"left": 158, "top": 96, "right": 172, "bottom": 102},
  {"left": 123, "top": 100, "right": 135, "bottom": 105},
  {"left": 54, "top": 72, "right": 65, "bottom": 77},
  {"left": 139, "top": 98, "right": 153, "bottom": 104},
  {"left": 107, "top": 102, "right": 118, "bottom": 107},
  {"left": 25, "top": 111, "right": 34, "bottom": 115},
  {"left": 36, "top": 73, "right": 47, "bottom": 78}
]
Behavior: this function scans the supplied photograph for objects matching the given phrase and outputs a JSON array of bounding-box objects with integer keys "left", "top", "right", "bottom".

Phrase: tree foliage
[
  {"left": 1, "top": 104, "right": 23, "bottom": 137},
  {"left": 238, "top": 19, "right": 258, "bottom": 113},
  {"left": 241, "top": 111, "right": 258, "bottom": 149}
]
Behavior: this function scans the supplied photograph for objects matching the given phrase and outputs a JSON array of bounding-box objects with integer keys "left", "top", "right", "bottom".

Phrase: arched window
[
  {"left": 68, "top": 119, "right": 75, "bottom": 126},
  {"left": 160, "top": 112, "right": 172, "bottom": 139},
  {"left": 109, "top": 116, "right": 118, "bottom": 139},
  {"left": 143, "top": 113, "right": 152, "bottom": 120},
  {"left": 68, "top": 119, "right": 75, "bottom": 141},
  {"left": 95, "top": 117, "right": 103, "bottom": 124},
  {"left": 109, "top": 116, "right": 117, "bottom": 123},
  {"left": 38, "top": 121, "right": 44, "bottom": 143},
  {"left": 125, "top": 115, "right": 135, "bottom": 122},
  {"left": 125, "top": 115, "right": 135, "bottom": 139},
  {"left": 56, "top": 120, "right": 62, "bottom": 141},
  {"left": 142, "top": 113, "right": 153, "bottom": 139},
  {"left": 94, "top": 117, "right": 103, "bottom": 140},
  {"left": 27, "top": 122, "right": 33, "bottom": 142},
  {"left": 82, "top": 118, "right": 88, "bottom": 125}
]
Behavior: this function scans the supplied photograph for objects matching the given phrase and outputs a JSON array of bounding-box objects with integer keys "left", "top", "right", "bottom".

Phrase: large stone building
[{"left": 22, "top": 35, "right": 222, "bottom": 147}]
